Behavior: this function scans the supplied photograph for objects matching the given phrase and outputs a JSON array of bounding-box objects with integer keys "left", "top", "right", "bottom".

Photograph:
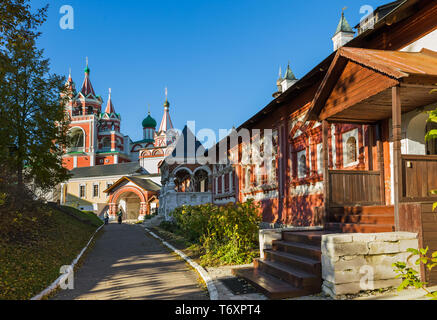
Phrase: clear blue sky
[{"left": 32, "top": 0, "right": 388, "bottom": 142}]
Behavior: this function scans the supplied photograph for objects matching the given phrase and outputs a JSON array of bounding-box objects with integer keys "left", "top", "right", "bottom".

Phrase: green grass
[
  {"left": 0, "top": 193, "right": 103, "bottom": 300},
  {"left": 60, "top": 205, "right": 103, "bottom": 227}
]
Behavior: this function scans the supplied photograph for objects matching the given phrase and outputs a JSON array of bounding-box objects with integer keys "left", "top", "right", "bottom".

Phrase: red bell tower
[{"left": 62, "top": 59, "right": 131, "bottom": 170}]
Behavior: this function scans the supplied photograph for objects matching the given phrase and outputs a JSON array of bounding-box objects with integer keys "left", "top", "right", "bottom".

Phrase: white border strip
[
  {"left": 145, "top": 227, "right": 219, "bottom": 300},
  {"left": 30, "top": 223, "right": 104, "bottom": 300}
]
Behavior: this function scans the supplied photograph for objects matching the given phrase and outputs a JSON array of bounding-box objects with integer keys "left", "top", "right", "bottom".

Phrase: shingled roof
[
  {"left": 103, "top": 176, "right": 161, "bottom": 193},
  {"left": 70, "top": 162, "right": 147, "bottom": 179}
]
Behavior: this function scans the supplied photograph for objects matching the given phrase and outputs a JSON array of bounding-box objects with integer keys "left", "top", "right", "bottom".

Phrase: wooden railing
[
  {"left": 328, "top": 170, "right": 383, "bottom": 207},
  {"left": 401, "top": 155, "right": 437, "bottom": 202}
]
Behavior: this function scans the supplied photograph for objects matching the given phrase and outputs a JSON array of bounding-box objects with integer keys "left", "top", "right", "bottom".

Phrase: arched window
[
  {"left": 87, "top": 106, "right": 93, "bottom": 115},
  {"left": 245, "top": 167, "right": 251, "bottom": 189},
  {"left": 69, "top": 128, "right": 84, "bottom": 152},
  {"left": 194, "top": 169, "right": 209, "bottom": 192},
  {"left": 101, "top": 137, "right": 111, "bottom": 150},
  {"left": 345, "top": 136, "right": 357, "bottom": 165},
  {"left": 299, "top": 154, "right": 307, "bottom": 178},
  {"left": 175, "top": 168, "right": 192, "bottom": 192},
  {"left": 269, "top": 158, "right": 276, "bottom": 184},
  {"left": 317, "top": 145, "right": 324, "bottom": 174}
]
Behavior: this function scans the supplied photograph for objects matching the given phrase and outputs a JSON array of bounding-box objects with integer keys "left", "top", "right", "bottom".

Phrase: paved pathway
[{"left": 53, "top": 222, "right": 208, "bottom": 300}]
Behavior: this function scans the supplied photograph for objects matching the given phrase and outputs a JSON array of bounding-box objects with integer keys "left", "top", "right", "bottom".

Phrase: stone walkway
[{"left": 53, "top": 222, "right": 208, "bottom": 300}]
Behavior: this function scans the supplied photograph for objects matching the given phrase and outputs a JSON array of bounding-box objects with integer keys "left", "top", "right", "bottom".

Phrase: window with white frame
[
  {"left": 245, "top": 167, "right": 251, "bottom": 189},
  {"left": 79, "top": 184, "right": 86, "bottom": 198},
  {"left": 93, "top": 183, "right": 99, "bottom": 197},
  {"left": 342, "top": 129, "right": 359, "bottom": 167},
  {"left": 317, "top": 143, "right": 323, "bottom": 175},
  {"left": 297, "top": 149, "right": 307, "bottom": 179}
]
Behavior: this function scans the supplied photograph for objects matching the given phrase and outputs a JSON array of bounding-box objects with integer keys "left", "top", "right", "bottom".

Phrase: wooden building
[{"left": 225, "top": 0, "right": 437, "bottom": 296}]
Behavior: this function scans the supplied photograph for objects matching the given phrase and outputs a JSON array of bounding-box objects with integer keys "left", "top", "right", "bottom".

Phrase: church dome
[{"left": 142, "top": 113, "right": 157, "bottom": 128}]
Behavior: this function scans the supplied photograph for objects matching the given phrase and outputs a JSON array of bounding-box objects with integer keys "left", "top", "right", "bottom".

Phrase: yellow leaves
[{"left": 0, "top": 205, "right": 99, "bottom": 299}]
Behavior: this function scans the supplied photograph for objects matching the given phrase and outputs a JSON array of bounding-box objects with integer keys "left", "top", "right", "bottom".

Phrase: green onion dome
[{"left": 142, "top": 113, "right": 157, "bottom": 128}]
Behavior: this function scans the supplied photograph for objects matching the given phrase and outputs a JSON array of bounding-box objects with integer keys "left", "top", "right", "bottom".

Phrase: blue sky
[{"left": 32, "top": 0, "right": 388, "bottom": 142}]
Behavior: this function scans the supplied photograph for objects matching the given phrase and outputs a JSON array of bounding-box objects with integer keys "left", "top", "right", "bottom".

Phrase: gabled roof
[
  {"left": 103, "top": 176, "right": 161, "bottom": 193},
  {"left": 306, "top": 47, "right": 437, "bottom": 122},
  {"left": 70, "top": 162, "right": 147, "bottom": 179}
]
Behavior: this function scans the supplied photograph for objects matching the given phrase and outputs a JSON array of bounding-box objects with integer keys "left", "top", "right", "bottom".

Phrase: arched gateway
[{"left": 105, "top": 176, "right": 160, "bottom": 221}]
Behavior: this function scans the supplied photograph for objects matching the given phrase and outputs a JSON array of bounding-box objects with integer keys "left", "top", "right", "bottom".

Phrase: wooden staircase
[
  {"left": 233, "top": 205, "right": 396, "bottom": 299},
  {"left": 326, "top": 205, "right": 395, "bottom": 233},
  {"left": 232, "top": 231, "right": 325, "bottom": 299}
]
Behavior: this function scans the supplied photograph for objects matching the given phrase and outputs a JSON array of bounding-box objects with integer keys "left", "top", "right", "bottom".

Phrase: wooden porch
[{"left": 307, "top": 47, "right": 437, "bottom": 284}]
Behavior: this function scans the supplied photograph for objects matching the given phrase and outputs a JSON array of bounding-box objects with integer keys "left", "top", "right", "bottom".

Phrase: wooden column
[
  {"left": 368, "top": 125, "right": 374, "bottom": 171},
  {"left": 376, "top": 123, "right": 386, "bottom": 204},
  {"left": 392, "top": 86, "right": 402, "bottom": 231},
  {"left": 322, "top": 120, "right": 330, "bottom": 226}
]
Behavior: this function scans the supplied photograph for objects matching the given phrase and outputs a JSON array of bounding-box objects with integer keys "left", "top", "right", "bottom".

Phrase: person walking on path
[
  {"left": 117, "top": 209, "right": 122, "bottom": 224},
  {"left": 104, "top": 212, "right": 109, "bottom": 225}
]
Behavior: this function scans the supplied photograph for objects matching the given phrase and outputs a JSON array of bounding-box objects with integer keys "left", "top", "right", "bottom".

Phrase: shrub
[{"left": 169, "top": 200, "right": 261, "bottom": 265}]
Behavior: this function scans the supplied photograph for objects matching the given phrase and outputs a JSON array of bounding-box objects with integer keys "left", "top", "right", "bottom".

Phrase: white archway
[{"left": 405, "top": 111, "right": 428, "bottom": 155}]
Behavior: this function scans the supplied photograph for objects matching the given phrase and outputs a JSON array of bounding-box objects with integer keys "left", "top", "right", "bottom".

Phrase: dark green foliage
[
  {"left": 0, "top": 0, "right": 71, "bottom": 191},
  {"left": 166, "top": 200, "right": 262, "bottom": 266}
]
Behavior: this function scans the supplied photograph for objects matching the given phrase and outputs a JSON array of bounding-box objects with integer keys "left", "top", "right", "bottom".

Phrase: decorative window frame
[
  {"left": 342, "top": 128, "right": 359, "bottom": 168},
  {"left": 317, "top": 143, "right": 323, "bottom": 175},
  {"left": 93, "top": 183, "right": 99, "bottom": 198},
  {"left": 297, "top": 149, "right": 307, "bottom": 179},
  {"left": 79, "top": 184, "right": 86, "bottom": 198}
]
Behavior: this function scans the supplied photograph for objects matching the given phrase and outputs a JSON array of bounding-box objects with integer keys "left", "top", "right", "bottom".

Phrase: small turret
[
  {"left": 332, "top": 8, "right": 355, "bottom": 51},
  {"left": 281, "top": 62, "right": 298, "bottom": 92},
  {"left": 80, "top": 57, "right": 96, "bottom": 97},
  {"left": 142, "top": 106, "right": 157, "bottom": 143},
  {"left": 158, "top": 87, "right": 174, "bottom": 134},
  {"left": 272, "top": 67, "right": 283, "bottom": 98}
]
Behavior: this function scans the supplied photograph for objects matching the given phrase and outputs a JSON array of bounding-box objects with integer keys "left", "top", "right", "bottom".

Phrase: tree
[{"left": 0, "top": 1, "right": 71, "bottom": 191}]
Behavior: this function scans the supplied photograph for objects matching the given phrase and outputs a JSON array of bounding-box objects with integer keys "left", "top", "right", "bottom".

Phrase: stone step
[
  {"left": 254, "top": 259, "right": 321, "bottom": 289},
  {"left": 264, "top": 250, "right": 321, "bottom": 275},
  {"left": 272, "top": 240, "right": 321, "bottom": 260},
  {"left": 282, "top": 231, "right": 324, "bottom": 246},
  {"left": 232, "top": 267, "right": 311, "bottom": 299}
]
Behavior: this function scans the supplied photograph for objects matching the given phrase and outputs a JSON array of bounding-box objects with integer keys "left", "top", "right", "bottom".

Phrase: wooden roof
[
  {"left": 103, "top": 176, "right": 161, "bottom": 194},
  {"left": 307, "top": 47, "right": 437, "bottom": 123}
]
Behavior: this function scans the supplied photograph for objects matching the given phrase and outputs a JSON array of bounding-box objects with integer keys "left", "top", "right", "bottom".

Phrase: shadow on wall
[
  {"left": 259, "top": 198, "right": 279, "bottom": 224},
  {"left": 283, "top": 194, "right": 324, "bottom": 227}
]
